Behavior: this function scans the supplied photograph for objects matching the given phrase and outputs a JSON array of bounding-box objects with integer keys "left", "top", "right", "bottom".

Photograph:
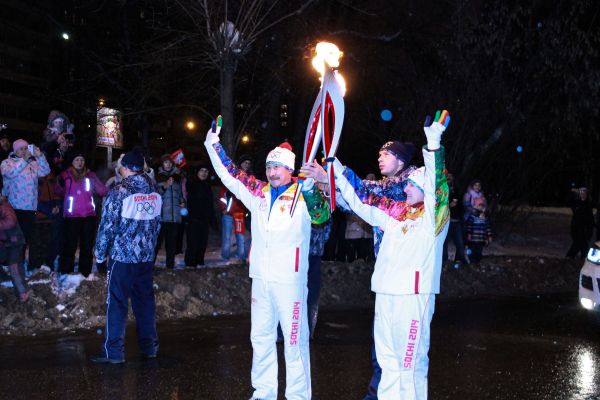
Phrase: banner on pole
[{"left": 96, "top": 107, "right": 123, "bottom": 148}]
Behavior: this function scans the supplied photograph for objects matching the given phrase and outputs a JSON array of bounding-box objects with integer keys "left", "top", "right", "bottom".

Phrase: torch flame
[{"left": 312, "top": 42, "right": 346, "bottom": 96}]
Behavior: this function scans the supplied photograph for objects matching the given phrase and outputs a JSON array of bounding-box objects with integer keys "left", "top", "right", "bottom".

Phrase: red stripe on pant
[
  {"left": 414, "top": 271, "right": 420, "bottom": 294},
  {"left": 295, "top": 247, "right": 299, "bottom": 272}
]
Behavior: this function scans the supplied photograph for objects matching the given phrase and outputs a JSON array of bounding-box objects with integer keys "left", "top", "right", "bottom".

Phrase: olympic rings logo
[{"left": 136, "top": 201, "right": 156, "bottom": 215}]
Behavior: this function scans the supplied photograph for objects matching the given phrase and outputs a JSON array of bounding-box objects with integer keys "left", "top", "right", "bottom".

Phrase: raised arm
[
  {"left": 332, "top": 159, "right": 392, "bottom": 229},
  {"left": 204, "top": 124, "right": 264, "bottom": 210},
  {"left": 422, "top": 111, "right": 450, "bottom": 236}
]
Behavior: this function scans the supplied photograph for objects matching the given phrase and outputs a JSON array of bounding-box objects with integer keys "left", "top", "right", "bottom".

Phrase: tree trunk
[{"left": 220, "top": 60, "right": 236, "bottom": 154}]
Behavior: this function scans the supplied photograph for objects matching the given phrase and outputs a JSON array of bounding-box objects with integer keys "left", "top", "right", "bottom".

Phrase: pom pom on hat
[{"left": 266, "top": 142, "right": 295, "bottom": 171}]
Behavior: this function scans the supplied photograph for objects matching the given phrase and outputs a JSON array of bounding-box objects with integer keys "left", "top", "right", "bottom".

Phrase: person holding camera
[
  {"left": 1, "top": 139, "right": 50, "bottom": 268},
  {"left": 566, "top": 186, "right": 595, "bottom": 258}
]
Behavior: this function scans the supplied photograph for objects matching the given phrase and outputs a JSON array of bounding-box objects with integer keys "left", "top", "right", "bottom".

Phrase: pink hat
[{"left": 13, "top": 139, "right": 28, "bottom": 152}]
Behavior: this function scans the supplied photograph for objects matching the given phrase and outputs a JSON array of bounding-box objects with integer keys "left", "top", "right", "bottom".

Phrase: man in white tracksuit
[
  {"left": 204, "top": 125, "right": 330, "bottom": 400},
  {"left": 331, "top": 112, "right": 450, "bottom": 399}
]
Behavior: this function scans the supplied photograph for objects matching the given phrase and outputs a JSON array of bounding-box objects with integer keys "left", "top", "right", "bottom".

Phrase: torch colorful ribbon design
[{"left": 291, "top": 42, "right": 346, "bottom": 216}]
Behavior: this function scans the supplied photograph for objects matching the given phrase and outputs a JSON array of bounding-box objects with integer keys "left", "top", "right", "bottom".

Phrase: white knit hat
[
  {"left": 266, "top": 142, "right": 295, "bottom": 171},
  {"left": 407, "top": 167, "right": 425, "bottom": 192}
]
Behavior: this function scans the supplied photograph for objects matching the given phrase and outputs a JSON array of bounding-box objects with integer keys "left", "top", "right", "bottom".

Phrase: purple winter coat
[{"left": 55, "top": 168, "right": 108, "bottom": 218}]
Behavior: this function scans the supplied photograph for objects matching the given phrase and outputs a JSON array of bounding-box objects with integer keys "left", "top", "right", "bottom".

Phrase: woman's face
[
  {"left": 162, "top": 159, "right": 173, "bottom": 170},
  {"left": 473, "top": 182, "right": 482, "bottom": 192},
  {"left": 197, "top": 168, "right": 209, "bottom": 181},
  {"left": 72, "top": 156, "right": 85, "bottom": 170}
]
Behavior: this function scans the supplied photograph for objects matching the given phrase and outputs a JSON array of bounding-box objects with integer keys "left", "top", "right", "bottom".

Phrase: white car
[{"left": 579, "top": 241, "right": 600, "bottom": 310}]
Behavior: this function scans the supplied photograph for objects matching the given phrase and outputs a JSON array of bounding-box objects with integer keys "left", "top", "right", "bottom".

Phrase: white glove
[
  {"left": 424, "top": 121, "right": 445, "bottom": 150},
  {"left": 204, "top": 124, "right": 221, "bottom": 145}
]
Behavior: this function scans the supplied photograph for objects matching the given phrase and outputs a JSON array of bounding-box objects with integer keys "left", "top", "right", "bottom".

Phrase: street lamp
[
  {"left": 185, "top": 120, "right": 196, "bottom": 131},
  {"left": 98, "top": 98, "right": 105, "bottom": 107},
  {"left": 241, "top": 134, "right": 250, "bottom": 143},
  {"left": 62, "top": 32, "right": 70, "bottom": 40}
]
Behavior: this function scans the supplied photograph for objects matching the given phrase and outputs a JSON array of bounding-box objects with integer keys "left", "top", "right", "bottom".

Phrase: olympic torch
[{"left": 291, "top": 42, "right": 346, "bottom": 216}]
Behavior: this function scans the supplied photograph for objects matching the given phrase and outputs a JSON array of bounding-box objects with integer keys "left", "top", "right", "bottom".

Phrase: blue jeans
[
  {"left": 221, "top": 214, "right": 246, "bottom": 260},
  {"left": 102, "top": 260, "right": 158, "bottom": 360}
]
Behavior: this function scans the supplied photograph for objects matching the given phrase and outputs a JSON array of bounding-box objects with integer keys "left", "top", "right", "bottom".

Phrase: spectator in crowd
[
  {"left": 156, "top": 154, "right": 185, "bottom": 269},
  {"left": 218, "top": 187, "right": 248, "bottom": 262},
  {"left": 443, "top": 172, "right": 468, "bottom": 266},
  {"left": 32, "top": 169, "right": 63, "bottom": 270},
  {"left": 0, "top": 130, "right": 11, "bottom": 194},
  {"left": 184, "top": 165, "right": 216, "bottom": 267},
  {"left": 345, "top": 212, "right": 373, "bottom": 262},
  {"left": 50, "top": 137, "right": 74, "bottom": 173},
  {"left": 0, "top": 197, "right": 31, "bottom": 302},
  {"left": 463, "top": 179, "right": 487, "bottom": 222},
  {"left": 55, "top": 153, "right": 108, "bottom": 277},
  {"left": 91, "top": 150, "right": 162, "bottom": 364},
  {"left": 0, "top": 131, "right": 11, "bottom": 161},
  {"left": 42, "top": 110, "right": 74, "bottom": 147},
  {"left": 465, "top": 204, "right": 493, "bottom": 263},
  {"left": 1, "top": 140, "right": 50, "bottom": 269},
  {"left": 238, "top": 155, "right": 253, "bottom": 255},
  {"left": 566, "top": 187, "right": 595, "bottom": 258},
  {"left": 176, "top": 168, "right": 188, "bottom": 255}
]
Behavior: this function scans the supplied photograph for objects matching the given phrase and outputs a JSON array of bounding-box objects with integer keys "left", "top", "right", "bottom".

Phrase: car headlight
[
  {"left": 587, "top": 246, "right": 600, "bottom": 265},
  {"left": 580, "top": 298, "right": 595, "bottom": 310}
]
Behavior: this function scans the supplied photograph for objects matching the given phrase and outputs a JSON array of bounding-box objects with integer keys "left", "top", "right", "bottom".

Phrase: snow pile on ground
[{"left": 0, "top": 255, "right": 583, "bottom": 336}]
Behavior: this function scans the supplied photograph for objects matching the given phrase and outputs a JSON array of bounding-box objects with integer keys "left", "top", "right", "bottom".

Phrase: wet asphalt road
[{"left": 1, "top": 294, "right": 599, "bottom": 400}]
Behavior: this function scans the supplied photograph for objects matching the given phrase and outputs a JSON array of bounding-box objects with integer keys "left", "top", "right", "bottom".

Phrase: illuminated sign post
[{"left": 96, "top": 107, "right": 123, "bottom": 167}]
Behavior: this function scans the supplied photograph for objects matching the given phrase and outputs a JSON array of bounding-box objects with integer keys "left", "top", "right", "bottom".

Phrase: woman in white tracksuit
[
  {"left": 332, "top": 112, "right": 450, "bottom": 400},
  {"left": 204, "top": 125, "right": 329, "bottom": 400}
]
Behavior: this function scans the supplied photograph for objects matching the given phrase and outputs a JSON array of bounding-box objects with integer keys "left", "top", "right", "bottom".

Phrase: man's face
[
  {"left": 378, "top": 150, "right": 404, "bottom": 177},
  {"left": 15, "top": 146, "right": 27, "bottom": 159},
  {"left": 404, "top": 181, "right": 424, "bottom": 206},
  {"left": 0, "top": 138, "right": 10, "bottom": 151},
  {"left": 197, "top": 168, "right": 209, "bottom": 181},
  {"left": 240, "top": 160, "right": 252, "bottom": 172},
  {"left": 266, "top": 164, "right": 292, "bottom": 188},
  {"left": 162, "top": 159, "right": 173, "bottom": 170}
]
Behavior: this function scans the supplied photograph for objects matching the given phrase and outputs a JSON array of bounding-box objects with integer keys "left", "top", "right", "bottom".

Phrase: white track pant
[
  {"left": 374, "top": 293, "right": 436, "bottom": 400},
  {"left": 250, "top": 278, "right": 311, "bottom": 400}
]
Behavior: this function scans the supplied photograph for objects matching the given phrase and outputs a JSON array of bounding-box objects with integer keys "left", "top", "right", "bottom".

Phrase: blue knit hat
[{"left": 121, "top": 151, "right": 144, "bottom": 172}]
